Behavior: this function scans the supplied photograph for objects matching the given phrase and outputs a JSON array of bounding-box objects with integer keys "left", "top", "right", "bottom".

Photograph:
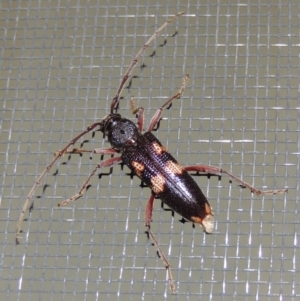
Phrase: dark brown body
[{"left": 121, "top": 131, "right": 213, "bottom": 230}]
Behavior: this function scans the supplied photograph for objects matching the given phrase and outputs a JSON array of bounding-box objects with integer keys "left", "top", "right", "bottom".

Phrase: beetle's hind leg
[
  {"left": 185, "top": 164, "right": 288, "bottom": 196},
  {"left": 145, "top": 193, "right": 176, "bottom": 294}
]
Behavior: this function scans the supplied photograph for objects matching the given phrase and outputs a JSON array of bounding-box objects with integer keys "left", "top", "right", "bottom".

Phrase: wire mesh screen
[{"left": 1, "top": 1, "right": 298, "bottom": 300}]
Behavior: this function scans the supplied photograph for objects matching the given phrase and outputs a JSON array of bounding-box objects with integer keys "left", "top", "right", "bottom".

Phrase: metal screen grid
[{"left": 0, "top": 1, "right": 299, "bottom": 300}]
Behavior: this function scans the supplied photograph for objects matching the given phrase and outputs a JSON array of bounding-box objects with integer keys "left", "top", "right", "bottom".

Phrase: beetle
[{"left": 16, "top": 12, "right": 288, "bottom": 293}]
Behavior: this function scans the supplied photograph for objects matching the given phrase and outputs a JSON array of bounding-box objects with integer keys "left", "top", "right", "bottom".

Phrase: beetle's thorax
[{"left": 101, "top": 114, "right": 140, "bottom": 150}]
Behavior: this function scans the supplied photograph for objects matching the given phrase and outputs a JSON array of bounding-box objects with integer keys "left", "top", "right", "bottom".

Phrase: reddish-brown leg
[
  {"left": 131, "top": 74, "right": 189, "bottom": 134},
  {"left": 58, "top": 156, "right": 122, "bottom": 207},
  {"left": 147, "top": 74, "right": 189, "bottom": 132},
  {"left": 145, "top": 193, "right": 155, "bottom": 226},
  {"left": 63, "top": 147, "right": 118, "bottom": 155},
  {"left": 93, "top": 148, "right": 118, "bottom": 155},
  {"left": 145, "top": 193, "right": 175, "bottom": 293},
  {"left": 131, "top": 97, "right": 145, "bottom": 132},
  {"left": 185, "top": 165, "right": 288, "bottom": 195}
]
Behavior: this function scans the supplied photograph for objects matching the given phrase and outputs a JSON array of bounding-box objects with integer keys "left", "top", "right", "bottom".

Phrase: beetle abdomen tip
[{"left": 202, "top": 214, "right": 215, "bottom": 234}]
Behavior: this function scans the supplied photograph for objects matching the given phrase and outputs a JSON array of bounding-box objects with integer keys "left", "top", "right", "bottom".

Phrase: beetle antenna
[{"left": 110, "top": 11, "right": 185, "bottom": 113}]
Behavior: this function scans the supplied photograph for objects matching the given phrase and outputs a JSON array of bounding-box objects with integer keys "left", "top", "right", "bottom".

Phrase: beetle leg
[
  {"left": 147, "top": 74, "right": 189, "bottom": 132},
  {"left": 145, "top": 193, "right": 155, "bottom": 226},
  {"left": 185, "top": 165, "right": 288, "bottom": 196},
  {"left": 94, "top": 148, "right": 118, "bottom": 154},
  {"left": 58, "top": 156, "right": 122, "bottom": 207},
  {"left": 16, "top": 121, "right": 104, "bottom": 244},
  {"left": 62, "top": 147, "right": 118, "bottom": 155},
  {"left": 145, "top": 193, "right": 176, "bottom": 293},
  {"left": 130, "top": 96, "right": 145, "bottom": 131}
]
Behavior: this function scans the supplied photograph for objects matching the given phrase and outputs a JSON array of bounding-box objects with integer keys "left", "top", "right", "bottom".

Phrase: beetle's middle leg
[
  {"left": 58, "top": 156, "right": 122, "bottom": 207},
  {"left": 63, "top": 147, "right": 118, "bottom": 155}
]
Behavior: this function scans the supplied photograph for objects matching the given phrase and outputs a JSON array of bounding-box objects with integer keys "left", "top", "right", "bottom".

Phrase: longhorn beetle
[{"left": 16, "top": 12, "right": 288, "bottom": 293}]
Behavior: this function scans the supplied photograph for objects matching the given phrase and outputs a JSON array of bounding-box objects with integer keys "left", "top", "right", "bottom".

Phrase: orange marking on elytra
[
  {"left": 132, "top": 160, "right": 145, "bottom": 177},
  {"left": 151, "top": 173, "right": 165, "bottom": 194},
  {"left": 165, "top": 160, "right": 183, "bottom": 174},
  {"left": 152, "top": 142, "right": 166, "bottom": 155}
]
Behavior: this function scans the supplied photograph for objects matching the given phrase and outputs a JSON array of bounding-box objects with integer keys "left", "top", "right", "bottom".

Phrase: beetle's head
[{"left": 100, "top": 114, "right": 139, "bottom": 150}]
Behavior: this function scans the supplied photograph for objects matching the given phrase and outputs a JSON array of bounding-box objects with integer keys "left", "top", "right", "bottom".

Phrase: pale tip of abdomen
[{"left": 202, "top": 214, "right": 215, "bottom": 234}]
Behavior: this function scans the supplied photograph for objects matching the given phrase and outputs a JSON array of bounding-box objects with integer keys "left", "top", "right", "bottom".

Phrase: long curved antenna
[{"left": 110, "top": 11, "right": 185, "bottom": 113}]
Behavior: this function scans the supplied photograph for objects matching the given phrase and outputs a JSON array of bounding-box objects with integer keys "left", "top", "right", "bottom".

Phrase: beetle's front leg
[
  {"left": 144, "top": 193, "right": 176, "bottom": 294},
  {"left": 130, "top": 96, "right": 145, "bottom": 132},
  {"left": 185, "top": 165, "right": 288, "bottom": 196},
  {"left": 147, "top": 74, "right": 189, "bottom": 132},
  {"left": 58, "top": 156, "right": 122, "bottom": 207},
  {"left": 61, "top": 147, "right": 118, "bottom": 155}
]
